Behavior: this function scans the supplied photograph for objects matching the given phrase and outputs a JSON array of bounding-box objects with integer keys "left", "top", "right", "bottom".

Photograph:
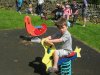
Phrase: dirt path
[{"left": 0, "top": 27, "right": 100, "bottom": 75}]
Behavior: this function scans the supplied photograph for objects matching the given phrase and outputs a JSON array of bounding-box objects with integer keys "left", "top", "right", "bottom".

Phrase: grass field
[
  {"left": 0, "top": 9, "right": 54, "bottom": 29},
  {"left": 69, "top": 24, "right": 100, "bottom": 52},
  {"left": 0, "top": 9, "right": 100, "bottom": 52}
]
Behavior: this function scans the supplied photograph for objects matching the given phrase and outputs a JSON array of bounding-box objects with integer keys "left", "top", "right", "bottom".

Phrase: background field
[{"left": 0, "top": 9, "right": 100, "bottom": 52}]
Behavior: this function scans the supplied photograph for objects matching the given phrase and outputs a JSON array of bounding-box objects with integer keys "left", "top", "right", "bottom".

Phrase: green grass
[
  {"left": 0, "top": 9, "right": 25, "bottom": 29},
  {"left": 69, "top": 23, "right": 100, "bottom": 52},
  {"left": 0, "top": 9, "right": 100, "bottom": 52},
  {"left": 0, "top": 8, "right": 54, "bottom": 29}
]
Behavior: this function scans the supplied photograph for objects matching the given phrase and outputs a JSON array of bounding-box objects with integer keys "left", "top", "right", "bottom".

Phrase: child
[
  {"left": 41, "top": 10, "right": 48, "bottom": 20},
  {"left": 54, "top": 3, "right": 63, "bottom": 20},
  {"left": 63, "top": 5, "right": 72, "bottom": 20},
  {"left": 26, "top": 3, "right": 33, "bottom": 15},
  {"left": 36, "top": 0, "right": 44, "bottom": 15},
  {"left": 45, "top": 17, "right": 73, "bottom": 71},
  {"left": 70, "top": 0, "right": 79, "bottom": 26},
  {"left": 16, "top": 0, "right": 23, "bottom": 14},
  {"left": 82, "top": 0, "right": 88, "bottom": 27}
]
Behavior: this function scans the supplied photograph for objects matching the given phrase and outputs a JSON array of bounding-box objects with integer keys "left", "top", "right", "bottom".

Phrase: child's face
[
  {"left": 57, "top": 25, "right": 67, "bottom": 34},
  {"left": 73, "top": 1, "right": 76, "bottom": 4}
]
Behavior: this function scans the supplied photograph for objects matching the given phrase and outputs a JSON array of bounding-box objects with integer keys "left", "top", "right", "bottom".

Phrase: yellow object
[
  {"left": 74, "top": 46, "right": 81, "bottom": 58},
  {"left": 41, "top": 38, "right": 56, "bottom": 71},
  {"left": 41, "top": 38, "right": 82, "bottom": 71}
]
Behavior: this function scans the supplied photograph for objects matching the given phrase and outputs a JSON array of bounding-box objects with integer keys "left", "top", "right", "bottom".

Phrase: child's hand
[{"left": 44, "top": 39, "right": 53, "bottom": 46}]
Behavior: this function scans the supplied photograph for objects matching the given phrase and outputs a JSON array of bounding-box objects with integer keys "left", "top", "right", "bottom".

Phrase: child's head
[
  {"left": 56, "top": 3, "right": 61, "bottom": 8},
  {"left": 65, "top": 0, "right": 69, "bottom": 5},
  {"left": 72, "top": 0, "right": 77, "bottom": 4},
  {"left": 65, "top": 5, "right": 70, "bottom": 8},
  {"left": 55, "top": 17, "right": 68, "bottom": 33}
]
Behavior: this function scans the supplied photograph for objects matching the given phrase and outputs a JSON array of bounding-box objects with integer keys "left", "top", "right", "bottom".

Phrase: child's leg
[
  {"left": 73, "top": 14, "right": 78, "bottom": 24},
  {"left": 83, "top": 17, "right": 87, "bottom": 26},
  {"left": 53, "top": 50, "right": 59, "bottom": 69},
  {"left": 53, "top": 49, "right": 70, "bottom": 70},
  {"left": 67, "top": 15, "right": 70, "bottom": 20}
]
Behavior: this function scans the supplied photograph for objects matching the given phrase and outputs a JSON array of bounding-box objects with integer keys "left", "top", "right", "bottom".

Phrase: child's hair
[
  {"left": 65, "top": 5, "right": 70, "bottom": 8},
  {"left": 73, "top": 0, "right": 76, "bottom": 1},
  {"left": 55, "top": 17, "right": 67, "bottom": 28}
]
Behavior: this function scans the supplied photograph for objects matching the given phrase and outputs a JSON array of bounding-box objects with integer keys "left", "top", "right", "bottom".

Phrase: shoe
[
  {"left": 31, "top": 37, "right": 41, "bottom": 43},
  {"left": 48, "top": 67, "right": 58, "bottom": 73}
]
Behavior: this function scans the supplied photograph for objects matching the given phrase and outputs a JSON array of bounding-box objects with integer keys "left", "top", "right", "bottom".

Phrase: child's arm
[
  {"left": 43, "top": 36, "right": 53, "bottom": 45},
  {"left": 44, "top": 32, "right": 61, "bottom": 44},
  {"left": 44, "top": 38, "right": 62, "bottom": 46},
  {"left": 45, "top": 36, "right": 52, "bottom": 40},
  {"left": 46, "top": 38, "right": 63, "bottom": 44},
  {"left": 45, "top": 32, "right": 58, "bottom": 40},
  {"left": 74, "top": 9, "right": 78, "bottom": 15}
]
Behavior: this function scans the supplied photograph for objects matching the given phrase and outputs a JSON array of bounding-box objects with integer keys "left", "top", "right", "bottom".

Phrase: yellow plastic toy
[
  {"left": 41, "top": 38, "right": 56, "bottom": 71},
  {"left": 41, "top": 38, "right": 81, "bottom": 72}
]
